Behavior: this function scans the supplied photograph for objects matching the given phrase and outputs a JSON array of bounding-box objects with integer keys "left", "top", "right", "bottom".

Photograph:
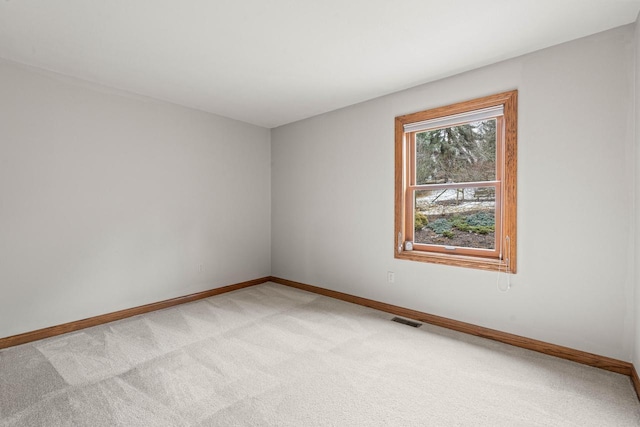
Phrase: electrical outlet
[
  {"left": 198, "top": 264, "right": 204, "bottom": 273},
  {"left": 387, "top": 271, "right": 395, "bottom": 283}
]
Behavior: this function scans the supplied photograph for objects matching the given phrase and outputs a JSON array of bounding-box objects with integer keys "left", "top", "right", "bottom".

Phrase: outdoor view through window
[{"left": 414, "top": 118, "right": 498, "bottom": 251}]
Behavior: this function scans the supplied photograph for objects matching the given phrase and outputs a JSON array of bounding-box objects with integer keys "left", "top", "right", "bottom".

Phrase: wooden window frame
[{"left": 394, "top": 90, "right": 517, "bottom": 272}]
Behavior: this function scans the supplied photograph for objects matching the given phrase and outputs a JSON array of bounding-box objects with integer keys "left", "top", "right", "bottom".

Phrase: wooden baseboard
[
  {"left": 0, "top": 277, "right": 269, "bottom": 350},
  {"left": 269, "top": 276, "right": 632, "bottom": 376},
  {"left": 2, "top": 274, "right": 636, "bottom": 387},
  {"left": 632, "top": 365, "right": 640, "bottom": 401}
]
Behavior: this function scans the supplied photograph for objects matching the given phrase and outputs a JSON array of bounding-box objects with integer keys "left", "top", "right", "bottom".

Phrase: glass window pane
[
  {"left": 414, "top": 188, "right": 496, "bottom": 250},
  {"left": 416, "top": 119, "right": 496, "bottom": 185}
]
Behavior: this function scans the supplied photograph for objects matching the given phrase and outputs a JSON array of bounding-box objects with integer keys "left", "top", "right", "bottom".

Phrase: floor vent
[{"left": 391, "top": 317, "right": 422, "bottom": 328}]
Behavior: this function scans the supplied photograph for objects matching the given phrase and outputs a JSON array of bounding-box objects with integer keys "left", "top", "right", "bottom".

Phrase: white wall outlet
[
  {"left": 198, "top": 264, "right": 204, "bottom": 273},
  {"left": 387, "top": 271, "right": 395, "bottom": 283}
]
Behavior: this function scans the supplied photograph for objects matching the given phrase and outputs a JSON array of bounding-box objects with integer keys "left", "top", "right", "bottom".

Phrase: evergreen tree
[{"left": 416, "top": 119, "right": 496, "bottom": 185}]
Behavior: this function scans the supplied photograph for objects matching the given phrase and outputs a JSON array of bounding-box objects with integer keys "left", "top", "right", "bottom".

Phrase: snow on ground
[{"left": 416, "top": 188, "right": 495, "bottom": 216}]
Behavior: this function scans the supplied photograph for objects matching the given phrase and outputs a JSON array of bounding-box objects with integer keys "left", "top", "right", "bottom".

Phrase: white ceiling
[{"left": 1, "top": 1, "right": 639, "bottom": 128}]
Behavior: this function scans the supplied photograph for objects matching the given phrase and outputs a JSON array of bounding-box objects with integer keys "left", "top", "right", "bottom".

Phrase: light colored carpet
[{"left": 1, "top": 282, "right": 639, "bottom": 426}]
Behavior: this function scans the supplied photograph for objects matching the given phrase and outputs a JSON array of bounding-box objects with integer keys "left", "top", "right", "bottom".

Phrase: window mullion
[{"left": 409, "top": 181, "right": 500, "bottom": 192}]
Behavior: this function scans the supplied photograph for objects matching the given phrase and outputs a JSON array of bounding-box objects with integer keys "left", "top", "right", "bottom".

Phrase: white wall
[
  {"left": 0, "top": 59, "right": 271, "bottom": 339},
  {"left": 272, "top": 26, "right": 636, "bottom": 361}
]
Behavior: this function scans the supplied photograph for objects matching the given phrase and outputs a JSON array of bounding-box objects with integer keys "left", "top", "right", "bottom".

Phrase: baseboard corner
[{"left": 631, "top": 364, "right": 640, "bottom": 401}]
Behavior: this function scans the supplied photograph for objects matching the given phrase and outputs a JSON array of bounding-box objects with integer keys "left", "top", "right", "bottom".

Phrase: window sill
[{"left": 395, "top": 250, "right": 512, "bottom": 273}]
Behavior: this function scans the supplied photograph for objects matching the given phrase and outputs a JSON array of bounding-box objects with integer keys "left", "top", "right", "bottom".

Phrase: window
[{"left": 394, "top": 90, "right": 517, "bottom": 272}]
